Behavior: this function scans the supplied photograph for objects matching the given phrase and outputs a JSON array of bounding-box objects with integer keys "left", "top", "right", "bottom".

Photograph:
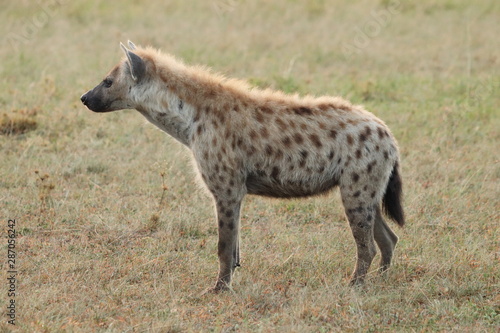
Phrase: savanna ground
[{"left": 0, "top": 0, "right": 499, "bottom": 331}]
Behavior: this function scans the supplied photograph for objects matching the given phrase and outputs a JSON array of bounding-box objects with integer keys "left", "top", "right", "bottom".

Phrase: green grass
[{"left": 1, "top": 0, "right": 499, "bottom": 331}]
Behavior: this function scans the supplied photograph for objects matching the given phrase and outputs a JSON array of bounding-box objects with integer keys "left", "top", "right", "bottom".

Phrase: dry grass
[
  {"left": 0, "top": 109, "right": 38, "bottom": 136},
  {"left": 0, "top": 0, "right": 498, "bottom": 332}
]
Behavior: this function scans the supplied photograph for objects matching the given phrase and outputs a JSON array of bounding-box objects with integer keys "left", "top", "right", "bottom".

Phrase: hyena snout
[
  {"left": 80, "top": 89, "right": 113, "bottom": 113},
  {"left": 81, "top": 90, "right": 102, "bottom": 112},
  {"left": 80, "top": 92, "right": 89, "bottom": 105}
]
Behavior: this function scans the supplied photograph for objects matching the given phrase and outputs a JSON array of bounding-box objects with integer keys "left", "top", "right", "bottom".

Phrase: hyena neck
[
  {"left": 132, "top": 85, "right": 195, "bottom": 147},
  {"left": 137, "top": 48, "right": 254, "bottom": 119}
]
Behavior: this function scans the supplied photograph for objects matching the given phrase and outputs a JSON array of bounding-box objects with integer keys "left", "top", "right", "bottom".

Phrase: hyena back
[{"left": 81, "top": 41, "right": 404, "bottom": 292}]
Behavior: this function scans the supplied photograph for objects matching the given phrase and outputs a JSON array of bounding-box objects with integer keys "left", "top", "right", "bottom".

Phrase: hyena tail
[{"left": 382, "top": 162, "right": 405, "bottom": 226}]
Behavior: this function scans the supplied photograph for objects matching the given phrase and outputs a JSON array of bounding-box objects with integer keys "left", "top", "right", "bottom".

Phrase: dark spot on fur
[
  {"left": 339, "top": 122, "right": 346, "bottom": 129},
  {"left": 229, "top": 180, "right": 235, "bottom": 186},
  {"left": 282, "top": 136, "right": 292, "bottom": 147},
  {"left": 347, "top": 134, "right": 354, "bottom": 145},
  {"left": 217, "top": 111, "right": 226, "bottom": 123},
  {"left": 367, "top": 215, "right": 372, "bottom": 221},
  {"left": 193, "top": 112, "right": 200, "bottom": 123},
  {"left": 266, "top": 145, "right": 274, "bottom": 156},
  {"left": 275, "top": 118, "right": 287, "bottom": 130},
  {"left": 250, "top": 130, "right": 258, "bottom": 140},
  {"left": 271, "top": 166, "right": 280, "bottom": 179},
  {"left": 219, "top": 219, "right": 224, "bottom": 228},
  {"left": 356, "top": 149, "right": 362, "bottom": 159},
  {"left": 196, "top": 124, "right": 205, "bottom": 136},
  {"left": 261, "top": 127, "right": 269, "bottom": 138},
  {"left": 317, "top": 165, "right": 325, "bottom": 173},
  {"left": 226, "top": 188, "right": 232, "bottom": 196},
  {"left": 328, "top": 150, "right": 335, "bottom": 160},
  {"left": 352, "top": 173, "right": 360, "bottom": 183},
  {"left": 261, "top": 106, "right": 273, "bottom": 114},
  {"left": 228, "top": 221, "right": 234, "bottom": 230},
  {"left": 317, "top": 103, "right": 332, "bottom": 111},
  {"left": 225, "top": 209, "right": 233, "bottom": 218},
  {"left": 178, "top": 100, "right": 183, "bottom": 110},
  {"left": 367, "top": 161, "right": 377, "bottom": 173},
  {"left": 353, "top": 191, "right": 361, "bottom": 197},
  {"left": 293, "top": 133, "right": 304, "bottom": 144},
  {"left": 254, "top": 111, "right": 265, "bottom": 123},
  {"left": 371, "top": 191, "right": 376, "bottom": 198},
  {"left": 318, "top": 122, "right": 327, "bottom": 130},
  {"left": 309, "top": 134, "right": 322, "bottom": 148},
  {"left": 384, "top": 151, "right": 389, "bottom": 159},
  {"left": 212, "top": 137, "right": 218, "bottom": 146},
  {"left": 254, "top": 170, "right": 266, "bottom": 179},
  {"left": 275, "top": 149, "right": 283, "bottom": 160},
  {"left": 375, "top": 145, "right": 380, "bottom": 151},
  {"left": 329, "top": 130, "right": 338, "bottom": 140},
  {"left": 293, "top": 106, "right": 313, "bottom": 116},
  {"left": 377, "top": 127, "right": 385, "bottom": 139},
  {"left": 364, "top": 126, "right": 371, "bottom": 137}
]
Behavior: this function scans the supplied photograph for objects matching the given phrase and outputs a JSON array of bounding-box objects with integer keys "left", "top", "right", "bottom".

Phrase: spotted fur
[{"left": 81, "top": 41, "right": 405, "bottom": 291}]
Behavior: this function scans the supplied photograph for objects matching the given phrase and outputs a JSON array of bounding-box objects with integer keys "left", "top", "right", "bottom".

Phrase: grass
[{"left": 1, "top": 0, "right": 499, "bottom": 331}]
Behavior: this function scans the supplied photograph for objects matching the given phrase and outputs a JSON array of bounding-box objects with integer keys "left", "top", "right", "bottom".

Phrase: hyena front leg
[
  {"left": 341, "top": 188, "right": 377, "bottom": 285},
  {"left": 213, "top": 197, "right": 242, "bottom": 291}
]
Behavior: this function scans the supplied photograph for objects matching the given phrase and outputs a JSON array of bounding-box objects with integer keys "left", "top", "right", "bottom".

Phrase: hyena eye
[{"left": 103, "top": 78, "right": 113, "bottom": 88}]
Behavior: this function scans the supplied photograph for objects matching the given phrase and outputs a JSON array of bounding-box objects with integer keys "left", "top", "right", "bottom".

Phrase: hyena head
[{"left": 81, "top": 41, "right": 147, "bottom": 113}]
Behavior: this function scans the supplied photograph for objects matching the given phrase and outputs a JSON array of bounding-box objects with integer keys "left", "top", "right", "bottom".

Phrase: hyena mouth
[{"left": 80, "top": 93, "right": 112, "bottom": 113}]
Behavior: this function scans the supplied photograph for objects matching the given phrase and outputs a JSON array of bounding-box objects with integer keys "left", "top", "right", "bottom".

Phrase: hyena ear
[
  {"left": 120, "top": 42, "right": 146, "bottom": 82},
  {"left": 127, "top": 40, "right": 137, "bottom": 50}
]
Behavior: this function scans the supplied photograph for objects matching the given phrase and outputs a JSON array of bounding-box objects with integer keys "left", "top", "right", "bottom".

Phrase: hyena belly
[
  {"left": 244, "top": 137, "right": 343, "bottom": 198},
  {"left": 246, "top": 173, "right": 340, "bottom": 198},
  {"left": 245, "top": 158, "right": 340, "bottom": 198}
]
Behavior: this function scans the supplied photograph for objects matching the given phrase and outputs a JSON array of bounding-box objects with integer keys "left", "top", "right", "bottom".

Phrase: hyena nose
[{"left": 80, "top": 93, "right": 88, "bottom": 105}]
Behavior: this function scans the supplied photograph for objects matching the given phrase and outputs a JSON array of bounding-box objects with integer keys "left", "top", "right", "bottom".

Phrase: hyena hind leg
[
  {"left": 373, "top": 206, "right": 399, "bottom": 273},
  {"left": 342, "top": 197, "right": 377, "bottom": 285}
]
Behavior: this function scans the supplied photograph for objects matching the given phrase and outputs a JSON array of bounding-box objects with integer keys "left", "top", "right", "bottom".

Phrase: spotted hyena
[{"left": 81, "top": 41, "right": 405, "bottom": 292}]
